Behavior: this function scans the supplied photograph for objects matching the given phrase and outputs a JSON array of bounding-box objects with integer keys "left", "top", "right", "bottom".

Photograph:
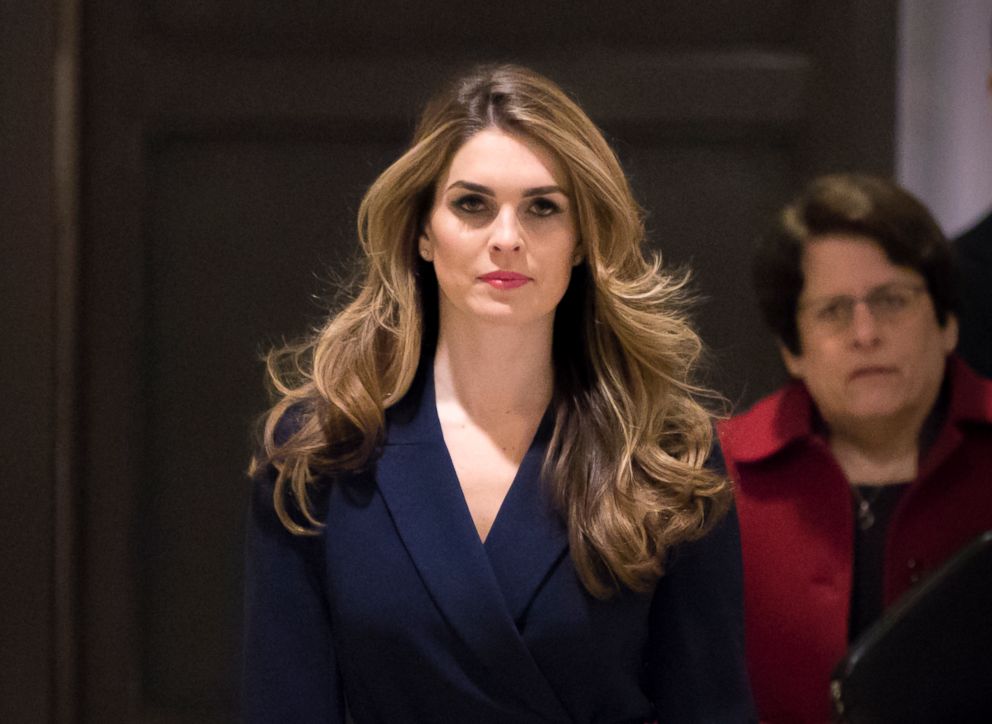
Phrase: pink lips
[
  {"left": 848, "top": 366, "right": 898, "bottom": 381},
  {"left": 479, "top": 271, "right": 530, "bottom": 290}
]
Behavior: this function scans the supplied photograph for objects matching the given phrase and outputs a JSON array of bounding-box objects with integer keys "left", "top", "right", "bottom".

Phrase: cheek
[
  {"left": 908, "top": 332, "right": 949, "bottom": 385},
  {"left": 790, "top": 335, "right": 841, "bottom": 382},
  {"left": 544, "top": 248, "right": 578, "bottom": 300},
  {"left": 432, "top": 253, "right": 472, "bottom": 298},
  {"left": 550, "top": 243, "right": 577, "bottom": 275},
  {"left": 541, "top": 228, "right": 579, "bottom": 269},
  {"left": 804, "top": 359, "right": 841, "bottom": 395},
  {"left": 431, "top": 227, "right": 475, "bottom": 271}
]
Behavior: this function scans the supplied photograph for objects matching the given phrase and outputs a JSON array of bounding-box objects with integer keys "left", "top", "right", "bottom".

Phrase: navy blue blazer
[{"left": 244, "top": 368, "right": 754, "bottom": 723}]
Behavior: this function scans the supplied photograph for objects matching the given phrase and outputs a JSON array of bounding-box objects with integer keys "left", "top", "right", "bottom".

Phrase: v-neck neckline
[
  {"left": 373, "top": 366, "right": 572, "bottom": 720},
  {"left": 481, "top": 411, "right": 554, "bottom": 551},
  {"left": 428, "top": 368, "right": 554, "bottom": 548}
]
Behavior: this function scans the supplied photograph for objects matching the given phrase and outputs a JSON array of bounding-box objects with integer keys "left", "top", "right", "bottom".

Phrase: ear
[
  {"left": 779, "top": 341, "right": 805, "bottom": 379},
  {"left": 418, "top": 228, "right": 434, "bottom": 262},
  {"left": 941, "top": 313, "right": 959, "bottom": 354},
  {"left": 571, "top": 245, "right": 584, "bottom": 267}
]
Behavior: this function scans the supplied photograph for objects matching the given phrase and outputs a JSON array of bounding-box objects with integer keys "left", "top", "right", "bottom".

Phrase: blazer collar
[
  {"left": 719, "top": 380, "right": 815, "bottom": 464},
  {"left": 375, "top": 365, "right": 570, "bottom": 721},
  {"left": 483, "top": 410, "right": 569, "bottom": 626},
  {"left": 946, "top": 355, "right": 992, "bottom": 425},
  {"left": 919, "top": 355, "right": 992, "bottom": 479}
]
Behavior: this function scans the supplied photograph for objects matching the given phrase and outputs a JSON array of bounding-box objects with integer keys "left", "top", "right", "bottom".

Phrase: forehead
[
  {"left": 439, "top": 128, "right": 568, "bottom": 190},
  {"left": 800, "top": 233, "right": 922, "bottom": 296}
]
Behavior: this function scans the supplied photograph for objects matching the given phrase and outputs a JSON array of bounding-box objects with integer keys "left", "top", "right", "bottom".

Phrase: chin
[
  {"left": 472, "top": 302, "right": 556, "bottom": 326},
  {"left": 844, "top": 398, "right": 914, "bottom": 423}
]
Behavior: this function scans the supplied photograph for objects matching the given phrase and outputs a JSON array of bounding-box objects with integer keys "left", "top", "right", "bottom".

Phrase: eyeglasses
[{"left": 799, "top": 282, "right": 927, "bottom": 332}]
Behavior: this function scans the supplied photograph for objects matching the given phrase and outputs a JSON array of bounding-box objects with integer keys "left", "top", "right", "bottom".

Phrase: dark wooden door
[{"left": 1, "top": 1, "right": 896, "bottom": 721}]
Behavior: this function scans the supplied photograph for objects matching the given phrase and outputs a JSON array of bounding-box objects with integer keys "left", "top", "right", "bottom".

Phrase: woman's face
[
  {"left": 781, "top": 234, "right": 958, "bottom": 433},
  {"left": 420, "top": 128, "right": 579, "bottom": 334}
]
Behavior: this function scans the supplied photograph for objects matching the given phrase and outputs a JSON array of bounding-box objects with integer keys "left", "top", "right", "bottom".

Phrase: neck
[
  {"left": 828, "top": 415, "right": 922, "bottom": 485},
  {"left": 433, "top": 314, "right": 555, "bottom": 420}
]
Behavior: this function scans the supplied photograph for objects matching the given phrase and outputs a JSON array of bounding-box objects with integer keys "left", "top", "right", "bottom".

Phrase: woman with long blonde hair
[{"left": 244, "top": 64, "right": 753, "bottom": 723}]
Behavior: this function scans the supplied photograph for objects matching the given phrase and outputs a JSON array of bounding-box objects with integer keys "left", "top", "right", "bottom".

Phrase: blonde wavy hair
[{"left": 250, "top": 64, "right": 730, "bottom": 598}]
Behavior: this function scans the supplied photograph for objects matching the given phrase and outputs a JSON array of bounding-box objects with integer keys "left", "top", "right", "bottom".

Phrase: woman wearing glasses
[{"left": 718, "top": 174, "right": 992, "bottom": 722}]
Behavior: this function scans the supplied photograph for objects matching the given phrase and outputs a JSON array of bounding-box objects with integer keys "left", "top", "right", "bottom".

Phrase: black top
[{"left": 848, "top": 482, "right": 910, "bottom": 641}]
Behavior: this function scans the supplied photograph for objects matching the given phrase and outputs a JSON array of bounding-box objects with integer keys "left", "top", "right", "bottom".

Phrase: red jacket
[{"left": 718, "top": 356, "right": 992, "bottom": 722}]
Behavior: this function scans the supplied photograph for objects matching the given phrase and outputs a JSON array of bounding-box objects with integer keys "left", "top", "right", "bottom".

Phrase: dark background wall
[{"left": 1, "top": 1, "right": 896, "bottom": 721}]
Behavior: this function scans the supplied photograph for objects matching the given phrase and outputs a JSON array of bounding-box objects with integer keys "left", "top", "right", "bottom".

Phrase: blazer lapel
[
  {"left": 484, "top": 410, "right": 569, "bottom": 626},
  {"left": 375, "top": 369, "right": 570, "bottom": 722}
]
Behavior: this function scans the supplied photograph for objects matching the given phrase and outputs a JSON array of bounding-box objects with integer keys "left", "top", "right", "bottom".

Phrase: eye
[
  {"left": 870, "top": 289, "right": 911, "bottom": 313},
  {"left": 451, "top": 194, "right": 488, "bottom": 214},
  {"left": 528, "top": 197, "right": 563, "bottom": 217},
  {"left": 814, "top": 298, "right": 851, "bottom": 323}
]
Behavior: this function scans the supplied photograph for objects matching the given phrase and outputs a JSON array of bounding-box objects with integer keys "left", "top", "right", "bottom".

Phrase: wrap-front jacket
[
  {"left": 244, "top": 366, "right": 755, "bottom": 723},
  {"left": 718, "top": 355, "right": 992, "bottom": 722}
]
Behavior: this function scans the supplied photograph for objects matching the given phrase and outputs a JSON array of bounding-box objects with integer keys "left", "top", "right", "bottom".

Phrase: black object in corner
[{"left": 830, "top": 530, "right": 992, "bottom": 723}]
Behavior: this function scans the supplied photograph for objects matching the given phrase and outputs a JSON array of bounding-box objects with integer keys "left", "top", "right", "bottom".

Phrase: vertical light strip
[
  {"left": 53, "top": 0, "right": 80, "bottom": 719},
  {"left": 896, "top": 0, "right": 992, "bottom": 236}
]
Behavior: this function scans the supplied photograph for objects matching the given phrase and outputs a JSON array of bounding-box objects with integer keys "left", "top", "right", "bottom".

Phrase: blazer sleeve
[
  {"left": 644, "top": 502, "right": 757, "bottom": 723},
  {"left": 242, "top": 464, "right": 344, "bottom": 724}
]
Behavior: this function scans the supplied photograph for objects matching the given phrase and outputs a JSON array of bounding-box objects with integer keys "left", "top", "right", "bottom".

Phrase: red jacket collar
[
  {"left": 719, "top": 355, "right": 992, "bottom": 465},
  {"left": 950, "top": 355, "right": 992, "bottom": 423}
]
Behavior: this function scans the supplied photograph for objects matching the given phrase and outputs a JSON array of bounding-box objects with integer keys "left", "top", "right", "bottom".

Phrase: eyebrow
[{"left": 444, "top": 180, "right": 568, "bottom": 197}]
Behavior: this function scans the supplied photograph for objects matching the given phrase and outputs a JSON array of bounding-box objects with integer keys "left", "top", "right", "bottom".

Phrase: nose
[
  {"left": 850, "top": 300, "right": 881, "bottom": 348},
  {"left": 489, "top": 206, "right": 522, "bottom": 253}
]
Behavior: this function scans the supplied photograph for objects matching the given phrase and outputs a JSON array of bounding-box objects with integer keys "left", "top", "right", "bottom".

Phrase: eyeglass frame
[{"left": 797, "top": 282, "right": 929, "bottom": 332}]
